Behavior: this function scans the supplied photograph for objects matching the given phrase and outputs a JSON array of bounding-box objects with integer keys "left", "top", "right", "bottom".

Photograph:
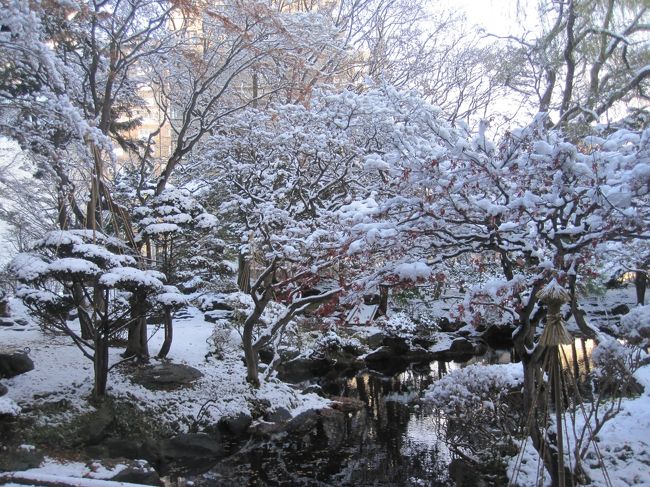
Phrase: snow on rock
[{"left": 0, "top": 396, "right": 21, "bottom": 416}]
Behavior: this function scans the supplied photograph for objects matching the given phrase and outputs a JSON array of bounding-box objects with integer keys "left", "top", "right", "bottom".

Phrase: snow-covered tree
[
  {"left": 133, "top": 188, "right": 221, "bottom": 288},
  {"left": 336, "top": 84, "right": 649, "bottom": 482},
  {"left": 495, "top": 0, "right": 650, "bottom": 127},
  {"left": 192, "top": 87, "right": 407, "bottom": 384},
  {"left": 8, "top": 230, "right": 177, "bottom": 397}
]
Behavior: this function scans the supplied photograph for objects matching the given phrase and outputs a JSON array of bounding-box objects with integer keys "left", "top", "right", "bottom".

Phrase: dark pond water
[{"left": 192, "top": 339, "right": 594, "bottom": 486}]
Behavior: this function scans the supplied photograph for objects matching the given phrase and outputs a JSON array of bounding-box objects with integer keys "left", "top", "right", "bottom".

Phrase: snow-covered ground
[
  {"left": 2, "top": 300, "right": 328, "bottom": 423},
  {"left": 507, "top": 362, "right": 650, "bottom": 487},
  {"left": 3, "top": 292, "right": 650, "bottom": 486},
  {"left": 0, "top": 299, "right": 329, "bottom": 483}
]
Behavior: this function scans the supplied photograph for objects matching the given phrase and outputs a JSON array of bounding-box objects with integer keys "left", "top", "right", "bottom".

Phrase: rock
[
  {"left": 276, "top": 357, "right": 332, "bottom": 383},
  {"left": 449, "top": 338, "right": 475, "bottom": 355},
  {"left": 364, "top": 346, "right": 409, "bottom": 373},
  {"left": 77, "top": 404, "right": 115, "bottom": 445},
  {"left": 159, "top": 433, "right": 225, "bottom": 471},
  {"left": 103, "top": 438, "right": 151, "bottom": 461},
  {"left": 110, "top": 460, "right": 162, "bottom": 486},
  {"left": 0, "top": 353, "right": 34, "bottom": 379},
  {"left": 473, "top": 340, "right": 488, "bottom": 355},
  {"left": 0, "top": 383, "right": 7, "bottom": 397},
  {"left": 264, "top": 407, "right": 291, "bottom": 423},
  {"left": 611, "top": 304, "right": 630, "bottom": 315},
  {"left": 0, "top": 293, "right": 8, "bottom": 317},
  {"left": 364, "top": 331, "right": 388, "bottom": 350},
  {"left": 131, "top": 363, "right": 202, "bottom": 391},
  {"left": 412, "top": 337, "right": 435, "bottom": 349},
  {"left": 302, "top": 384, "right": 325, "bottom": 397},
  {"left": 364, "top": 346, "right": 396, "bottom": 363},
  {"left": 249, "top": 421, "right": 285, "bottom": 438},
  {"left": 320, "top": 408, "right": 346, "bottom": 448},
  {"left": 218, "top": 412, "right": 252, "bottom": 437},
  {"left": 405, "top": 347, "right": 435, "bottom": 363},
  {"left": 199, "top": 296, "right": 234, "bottom": 312},
  {"left": 0, "top": 445, "right": 44, "bottom": 472},
  {"left": 382, "top": 336, "right": 410, "bottom": 353},
  {"left": 0, "top": 318, "right": 14, "bottom": 327},
  {"left": 456, "top": 328, "right": 473, "bottom": 338},
  {"left": 258, "top": 347, "right": 274, "bottom": 365},
  {"left": 437, "top": 317, "right": 464, "bottom": 333},
  {"left": 248, "top": 398, "right": 271, "bottom": 420},
  {"left": 173, "top": 308, "right": 194, "bottom": 320},
  {"left": 204, "top": 310, "right": 232, "bottom": 323},
  {"left": 286, "top": 409, "right": 320, "bottom": 435},
  {"left": 449, "top": 458, "right": 486, "bottom": 487},
  {"left": 430, "top": 337, "right": 482, "bottom": 361},
  {"left": 330, "top": 396, "right": 364, "bottom": 413}
]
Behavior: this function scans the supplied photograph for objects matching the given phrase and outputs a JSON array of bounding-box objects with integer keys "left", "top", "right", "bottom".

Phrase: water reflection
[
  {"left": 560, "top": 338, "right": 595, "bottom": 379},
  {"left": 195, "top": 339, "right": 595, "bottom": 486}
]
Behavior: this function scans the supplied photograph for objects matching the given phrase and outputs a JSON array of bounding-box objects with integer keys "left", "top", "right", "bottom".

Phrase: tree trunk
[
  {"left": 157, "top": 308, "right": 173, "bottom": 359},
  {"left": 378, "top": 284, "right": 389, "bottom": 315},
  {"left": 72, "top": 283, "right": 94, "bottom": 340},
  {"left": 635, "top": 271, "right": 646, "bottom": 305},
  {"left": 93, "top": 331, "right": 109, "bottom": 399},
  {"left": 237, "top": 252, "right": 251, "bottom": 293},
  {"left": 139, "top": 314, "right": 149, "bottom": 361},
  {"left": 243, "top": 321, "right": 259, "bottom": 387},
  {"left": 123, "top": 294, "right": 149, "bottom": 362},
  {"left": 519, "top": 341, "right": 576, "bottom": 486}
]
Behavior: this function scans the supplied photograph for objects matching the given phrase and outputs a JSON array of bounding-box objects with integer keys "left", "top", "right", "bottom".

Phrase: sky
[
  {"left": 448, "top": 0, "right": 539, "bottom": 37},
  {"left": 0, "top": 139, "right": 22, "bottom": 265}
]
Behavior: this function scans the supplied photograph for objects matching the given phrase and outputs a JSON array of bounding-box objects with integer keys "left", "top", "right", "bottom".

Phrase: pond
[{"left": 192, "top": 339, "right": 594, "bottom": 486}]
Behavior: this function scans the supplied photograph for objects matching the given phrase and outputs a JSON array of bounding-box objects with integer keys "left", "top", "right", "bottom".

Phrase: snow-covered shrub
[
  {"left": 311, "top": 330, "right": 364, "bottom": 356},
  {"left": 424, "top": 363, "right": 524, "bottom": 460},
  {"left": 619, "top": 305, "right": 650, "bottom": 348},
  {"left": 426, "top": 363, "right": 523, "bottom": 415},
  {"left": 382, "top": 312, "right": 418, "bottom": 337},
  {"left": 207, "top": 323, "right": 240, "bottom": 360},
  {"left": 591, "top": 339, "right": 645, "bottom": 397}
]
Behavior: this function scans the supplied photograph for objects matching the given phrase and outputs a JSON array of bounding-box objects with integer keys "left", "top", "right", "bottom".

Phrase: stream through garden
[{"left": 191, "top": 340, "right": 594, "bottom": 486}]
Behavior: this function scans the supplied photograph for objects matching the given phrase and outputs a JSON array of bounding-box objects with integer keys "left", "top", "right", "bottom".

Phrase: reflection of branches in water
[
  {"left": 201, "top": 368, "right": 455, "bottom": 485},
  {"left": 340, "top": 371, "right": 450, "bottom": 484}
]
